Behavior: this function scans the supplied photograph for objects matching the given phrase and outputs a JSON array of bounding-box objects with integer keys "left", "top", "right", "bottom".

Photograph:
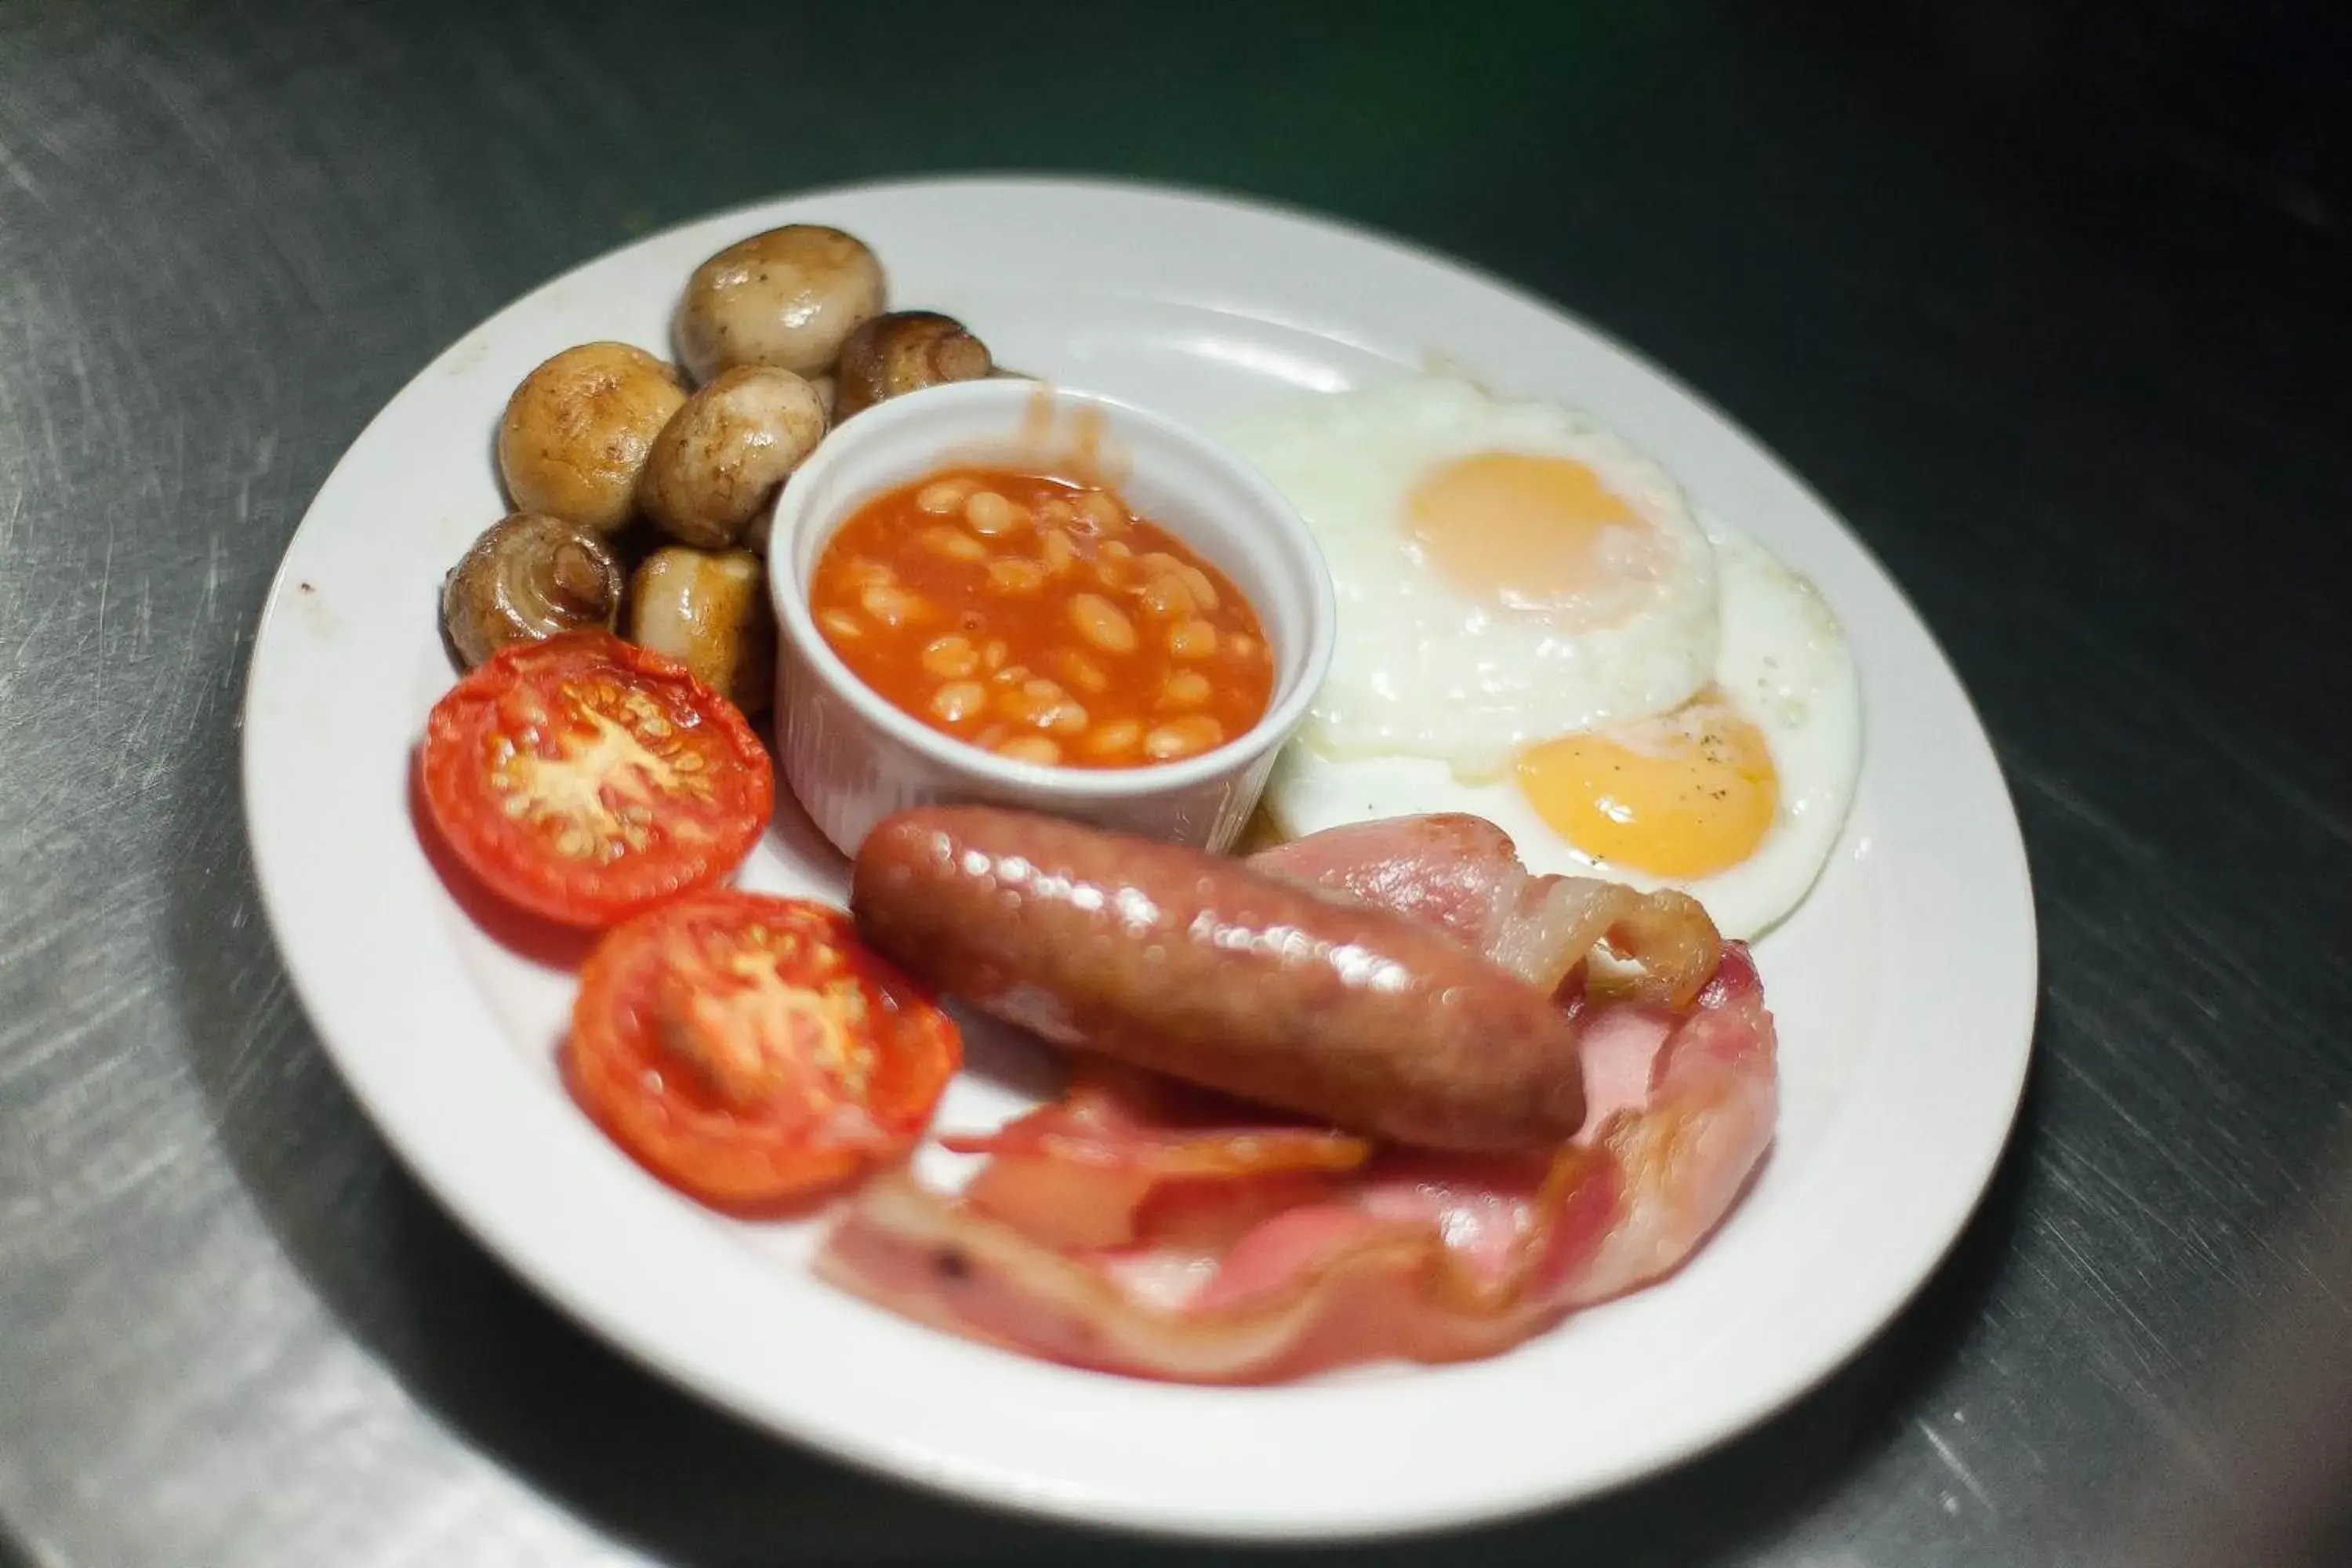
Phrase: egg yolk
[
  {"left": 1407, "top": 452, "right": 1657, "bottom": 612},
  {"left": 1515, "top": 696, "right": 1778, "bottom": 879}
]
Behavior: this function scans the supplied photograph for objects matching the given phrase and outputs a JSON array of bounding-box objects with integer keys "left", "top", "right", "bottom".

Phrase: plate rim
[{"left": 239, "top": 172, "right": 2038, "bottom": 1542}]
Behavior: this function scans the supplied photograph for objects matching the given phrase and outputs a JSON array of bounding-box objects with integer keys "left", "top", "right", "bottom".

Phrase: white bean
[
  {"left": 930, "top": 681, "right": 985, "bottom": 724},
  {"left": 1167, "top": 619, "right": 1218, "bottom": 660},
  {"left": 920, "top": 524, "right": 986, "bottom": 562},
  {"left": 1163, "top": 669, "right": 1211, "bottom": 706},
  {"left": 917, "top": 479, "right": 975, "bottom": 514},
  {"left": 1069, "top": 592, "right": 1138, "bottom": 654},
  {"left": 995, "top": 735, "right": 1062, "bottom": 766},
  {"left": 920, "top": 635, "right": 978, "bottom": 680},
  {"left": 966, "top": 490, "right": 1025, "bottom": 536},
  {"left": 1144, "top": 716, "right": 1224, "bottom": 760}
]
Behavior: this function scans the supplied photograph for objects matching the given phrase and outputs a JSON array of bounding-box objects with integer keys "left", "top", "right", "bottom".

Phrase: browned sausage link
[{"left": 850, "top": 807, "right": 1587, "bottom": 1152}]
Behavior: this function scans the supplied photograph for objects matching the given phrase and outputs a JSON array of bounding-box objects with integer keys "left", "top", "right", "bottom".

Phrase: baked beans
[{"left": 809, "top": 466, "right": 1274, "bottom": 768}]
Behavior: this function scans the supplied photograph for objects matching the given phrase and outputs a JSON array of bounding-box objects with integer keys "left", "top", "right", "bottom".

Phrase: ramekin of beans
[{"left": 765, "top": 379, "right": 1334, "bottom": 856}]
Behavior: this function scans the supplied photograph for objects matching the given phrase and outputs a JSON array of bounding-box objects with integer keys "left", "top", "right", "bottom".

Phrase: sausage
[{"left": 850, "top": 807, "right": 1587, "bottom": 1152}]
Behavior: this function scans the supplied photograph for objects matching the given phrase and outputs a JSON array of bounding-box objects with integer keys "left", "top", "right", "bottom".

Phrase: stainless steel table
[{"left": 5, "top": 3, "right": 2347, "bottom": 1564}]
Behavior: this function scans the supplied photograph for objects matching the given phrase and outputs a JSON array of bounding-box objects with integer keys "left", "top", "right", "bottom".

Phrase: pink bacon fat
[
  {"left": 1250, "top": 811, "right": 1722, "bottom": 1008},
  {"left": 818, "top": 812, "right": 1779, "bottom": 1383}
]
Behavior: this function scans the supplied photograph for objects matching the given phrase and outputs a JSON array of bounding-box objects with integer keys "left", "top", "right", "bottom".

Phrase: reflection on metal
[{"left": 2092, "top": 1135, "right": 2352, "bottom": 1567}]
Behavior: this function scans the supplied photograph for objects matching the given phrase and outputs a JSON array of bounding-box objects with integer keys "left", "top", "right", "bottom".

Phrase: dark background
[{"left": 2, "top": 2, "right": 2347, "bottom": 1566}]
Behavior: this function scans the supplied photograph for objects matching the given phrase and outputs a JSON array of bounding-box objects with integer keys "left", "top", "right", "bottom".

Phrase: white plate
[{"left": 241, "top": 176, "right": 2036, "bottom": 1541}]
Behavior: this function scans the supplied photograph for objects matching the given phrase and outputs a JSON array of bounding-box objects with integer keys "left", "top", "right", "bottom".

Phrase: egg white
[
  {"left": 1218, "top": 378, "right": 1719, "bottom": 779},
  {"left": 1264, "top": 521, "right": 1860, "bottom": 940}
]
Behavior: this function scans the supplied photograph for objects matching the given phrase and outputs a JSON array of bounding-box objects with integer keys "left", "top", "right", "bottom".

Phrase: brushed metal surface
[{"left": 3, "top": 2, "right": 2347, "bottom": 1564}]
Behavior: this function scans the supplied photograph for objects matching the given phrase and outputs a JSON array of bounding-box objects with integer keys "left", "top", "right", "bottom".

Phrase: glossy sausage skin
[{"left": 850, "top": 807, "right": 1587, "bottom": 1152}]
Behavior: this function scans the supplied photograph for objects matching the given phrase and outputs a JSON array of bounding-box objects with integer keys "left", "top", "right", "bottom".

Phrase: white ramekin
[{"left": 765, "top": 379, "right": 1334, "bottom": 858}]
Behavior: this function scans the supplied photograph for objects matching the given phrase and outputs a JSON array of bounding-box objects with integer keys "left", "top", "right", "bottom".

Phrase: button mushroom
[
  {"left": 495, "top": 342, "right": 686, "bottom": 534},
  {"left": 637, "top": 366, "right": 827, "bottom": 550},
  {"left": 832, "top": 310, "right": 994, "bottom": 419},
  {"left": 626, "top": 547, "right": 776, "bottom": 714},
  {"left": 675, "top": 225, "right": 886, "bottom": 383},
  {"left": 441, "top": 512, "right": 626, "bottom": 669}
]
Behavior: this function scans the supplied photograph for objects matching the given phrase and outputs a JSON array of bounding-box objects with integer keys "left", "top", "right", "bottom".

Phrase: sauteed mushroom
[
  {"left": 441, "top": 512, "right": 625, "bottom": 668},
  {"left": 495, "top": 342, "right": 685, "bottom": 534},
  {"left": 675, "top": 225, "right": 885, "bottom": 383},
  {"left": 832, "top": 310, "right": 993, "bottom": 419},
  {"left": 626, "top": 547, "right": 776, "bottom": 713},
  {"left": 637, "top": 366, "right": 827, "bottom": 550}
]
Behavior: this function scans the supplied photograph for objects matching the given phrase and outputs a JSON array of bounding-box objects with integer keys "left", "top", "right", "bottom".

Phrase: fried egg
[
  {"left": 1230, "top": 379, "right": 1860, "bottom": 938},
  {"left": 1219, "top": 378, "right": 1719, "bottom": 779}
]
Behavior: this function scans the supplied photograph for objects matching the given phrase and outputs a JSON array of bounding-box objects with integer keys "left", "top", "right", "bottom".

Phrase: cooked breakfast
[
  {"left": 822, "top": 807, "right": 1774, "bottom": 1381},
  {"left": 1223, "top": 376, "right": 1860, "bottom": 940},
  {"left": 418, "top": 630, "right": 774, "bottom": 927},
  {"left": 439, "top": 223, "right": 1006, "bottom": 717},
  {"left": 637, "top": 365, "right": 829, "bottom": 550},
  {"left": 565, "top": 891, "right": 960, "bottom": 1210},
  {"left": 854, "top": 806, "right": 1606, "bottom": 1149},
  {"left": 809, "top": 467, "right": 1273, "bottom": 769},
  {"left": 495, "top": 341, "right": 688, "bottom": 535},
  {"left": 399, "top": 212, "right": 1871, "bottom": 1385},
  {"left": 675, "top": 223, "right": 887, "bottom": 382},
  {"left": 624, "top": 546, "right": 775, "bottom": 715},
  {"left": 831, "top": 310, "right": 994, "bottom": 419},
  {"left": 440, "top": 511, "right": 626, "bottom": 669}
]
